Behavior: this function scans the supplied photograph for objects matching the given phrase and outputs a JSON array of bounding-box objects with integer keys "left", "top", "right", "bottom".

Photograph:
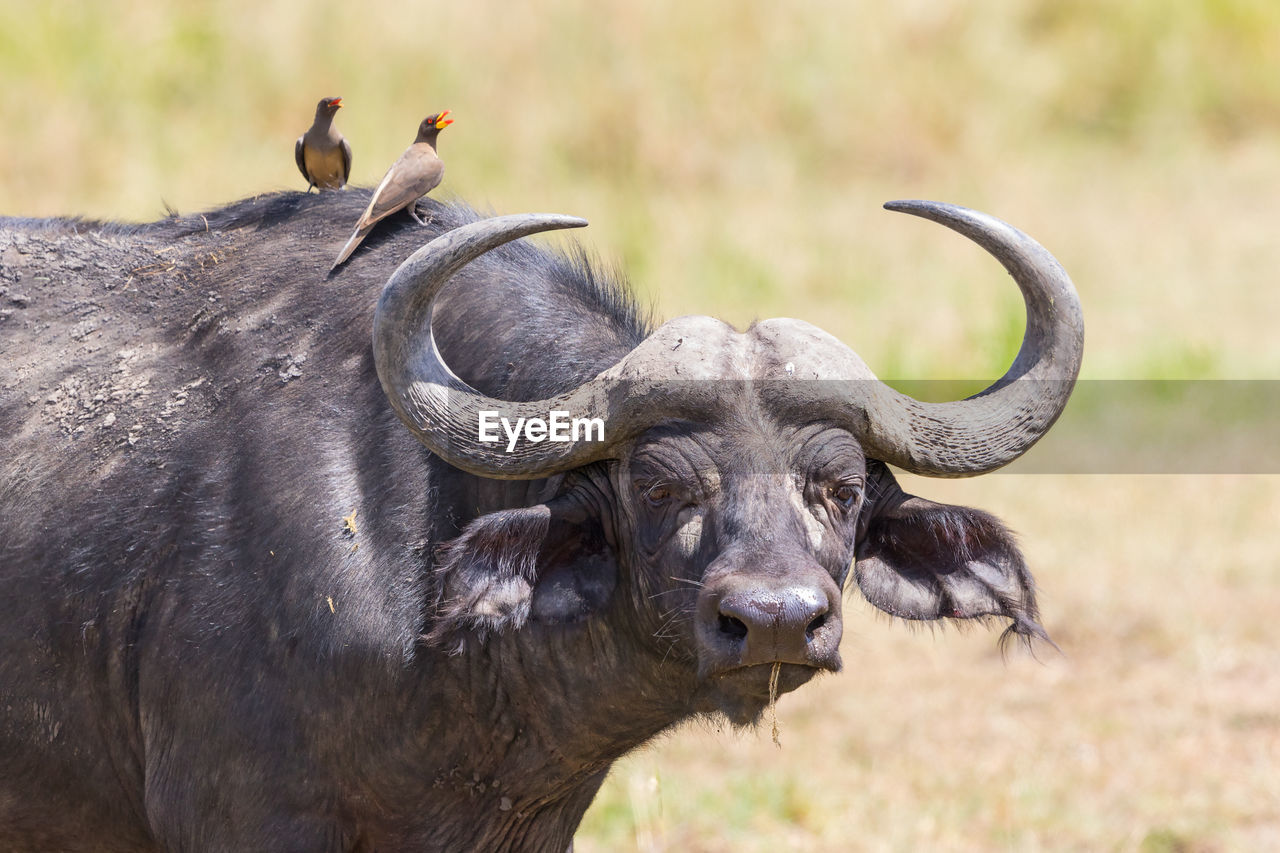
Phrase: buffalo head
[{"left": 373, "top": 202, "right": 1082, "bottom": 724}]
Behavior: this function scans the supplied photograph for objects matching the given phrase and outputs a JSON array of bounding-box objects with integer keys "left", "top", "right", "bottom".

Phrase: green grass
[{"left": 3, "top": 2, "right": 1280, "bottom": 849}]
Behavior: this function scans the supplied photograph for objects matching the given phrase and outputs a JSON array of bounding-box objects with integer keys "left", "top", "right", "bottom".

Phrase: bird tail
[{"left": 332, "top": 223, "right": 374, "bottom": 270}]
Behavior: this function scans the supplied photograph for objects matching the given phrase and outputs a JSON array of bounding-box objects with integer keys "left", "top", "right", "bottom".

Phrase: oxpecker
[
  {"left": 332, "top": 111, "right": 453, "bottom": 270},
  {"left": 295, "top": 97, "right": 352, "bottom": 192}
]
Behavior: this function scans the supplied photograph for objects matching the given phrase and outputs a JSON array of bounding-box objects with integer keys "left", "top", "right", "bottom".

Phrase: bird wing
[
  {"left": 295, "top": 135, "right": 311, "bottom": 183},
  {"left": 357, "top": 145, "right": 444, "bottom": 228},
  {"left": 339, "top": 137, "right": 353, "bottom": 185}
]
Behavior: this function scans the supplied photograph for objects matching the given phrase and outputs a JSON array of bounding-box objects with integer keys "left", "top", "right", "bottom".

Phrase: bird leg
[{"left": 410, "top": 203, "right": 433, "bottom": 227}]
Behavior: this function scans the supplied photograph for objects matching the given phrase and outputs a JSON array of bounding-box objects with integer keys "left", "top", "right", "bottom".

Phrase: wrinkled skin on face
[
  {"left": 433, "top": 404, "right": 1046, "bottom": 728},
  {"left": 618, "top": 420, "right": 859, "bottom": 723}
]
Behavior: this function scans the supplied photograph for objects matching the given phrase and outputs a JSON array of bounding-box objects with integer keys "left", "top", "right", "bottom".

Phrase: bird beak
[{"left": 435, "top": 110, "right": 453, "bottom": 129}]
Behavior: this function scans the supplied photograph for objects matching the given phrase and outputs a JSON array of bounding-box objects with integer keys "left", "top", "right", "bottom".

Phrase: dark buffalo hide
[{"left": 0, "top": 191, "right": 1046, "bottom": 852}]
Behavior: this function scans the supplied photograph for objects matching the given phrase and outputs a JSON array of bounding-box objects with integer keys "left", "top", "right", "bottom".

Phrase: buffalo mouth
[{"left": 694, "top": 662, "right": 826, "bottom": 727}]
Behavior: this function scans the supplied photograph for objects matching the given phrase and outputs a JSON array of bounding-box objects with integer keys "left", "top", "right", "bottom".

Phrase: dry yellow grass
[
  {"left": 578, "top": 475, "right": 1280, "bottom": 851},
  {"left": 2, "top": 1, "right": 1278, "bottom": 849}
]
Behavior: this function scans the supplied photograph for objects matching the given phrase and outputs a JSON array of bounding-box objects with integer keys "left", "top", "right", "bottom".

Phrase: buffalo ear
[
  {"left": 526, "top": 522, "right": 617, "bottom": 625},
  {"left": 428, "top": 495, "right": 617, "bottom": 649},
  {"left": 853, "top": 462, "right": 1050, "bottom": 648}
]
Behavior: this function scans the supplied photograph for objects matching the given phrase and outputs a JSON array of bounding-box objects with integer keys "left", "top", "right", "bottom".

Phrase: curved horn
[
  {"left": 848, "top": 200, "right": 1084, "bottom": 475},
  {"left": 373, "top": 214, "right": 706, "bottom": 479}
]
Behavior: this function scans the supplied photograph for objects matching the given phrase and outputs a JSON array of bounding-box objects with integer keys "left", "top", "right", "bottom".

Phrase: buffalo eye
[
  {"left": 633, "top": 476, "right": 677, "bottom": 508},
  {"left": 829, "top": 482, "right": 862, "bottom": 511},
  {"left": 644, "top": 485, "right": 673, "bottom": 507}
]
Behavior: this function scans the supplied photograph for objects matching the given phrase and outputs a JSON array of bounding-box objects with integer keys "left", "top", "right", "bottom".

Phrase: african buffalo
[{"left": 0, "top": 190, "right": 1082, "bottom": 851}]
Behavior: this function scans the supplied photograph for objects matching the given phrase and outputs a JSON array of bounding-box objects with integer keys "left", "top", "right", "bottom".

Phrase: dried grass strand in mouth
[{"left": 768, "top": 662, "right": 782, "bottom": 748}]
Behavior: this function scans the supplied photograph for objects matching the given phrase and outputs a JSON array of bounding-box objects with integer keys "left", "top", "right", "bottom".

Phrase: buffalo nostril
[
  {"left": 706, "top": 583, "right": 841, "bottom": 669},
  {"left": 718, "top": 612, "right": 749, "bottom": 640}
]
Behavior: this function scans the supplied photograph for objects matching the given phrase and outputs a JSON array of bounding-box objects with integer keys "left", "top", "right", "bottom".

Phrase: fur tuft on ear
[
  {"left": 855, "top": 464, "right": 1050, "bottom": 650},
  {"left": 426, "top": 490, "right": 619, "bottom": 652},
  {"left": 428, "top": 505, "right": 552, "bottom": 651}
]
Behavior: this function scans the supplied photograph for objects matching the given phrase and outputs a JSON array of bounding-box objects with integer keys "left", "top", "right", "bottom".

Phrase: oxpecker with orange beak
[{"left": 295, "top": 97, "right": 352, "bottom": 192}]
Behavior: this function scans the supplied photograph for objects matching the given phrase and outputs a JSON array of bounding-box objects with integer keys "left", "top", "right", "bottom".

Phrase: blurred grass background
[{"left": 2, "top": 1, "right": 1278, "bottom": 849}]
